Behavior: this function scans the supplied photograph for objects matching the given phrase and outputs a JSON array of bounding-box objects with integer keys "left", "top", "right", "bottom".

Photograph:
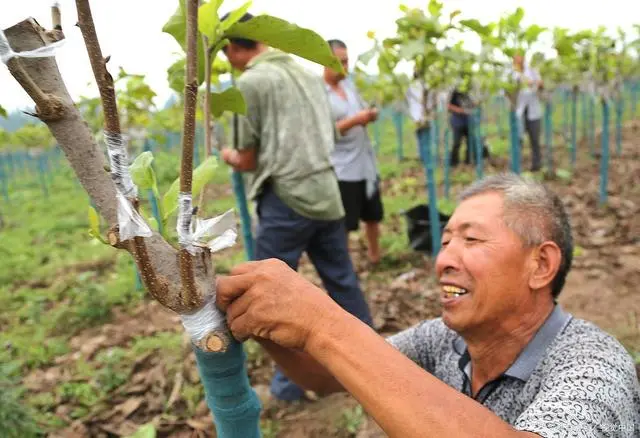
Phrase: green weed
[
  {"left": 337, "top": 404, "right": 365, "bottom": 436},
  {"left": 260, "top": 418, "right": 281, "bottom": 438}
]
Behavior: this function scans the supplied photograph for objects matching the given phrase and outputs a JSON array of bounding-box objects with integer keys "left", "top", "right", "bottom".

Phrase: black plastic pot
[{"left": 402, "top": 204, "right": 451, "bottom": 254}]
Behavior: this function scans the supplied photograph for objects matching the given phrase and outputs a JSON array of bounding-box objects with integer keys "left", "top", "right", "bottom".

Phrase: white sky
[{"left": 1, "top": 0, "right": 638, "bottom": 112}]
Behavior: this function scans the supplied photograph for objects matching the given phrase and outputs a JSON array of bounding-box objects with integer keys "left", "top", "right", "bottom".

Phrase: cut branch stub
[{"left": 3, "top": 18, "right": 230, "bottom": 352}]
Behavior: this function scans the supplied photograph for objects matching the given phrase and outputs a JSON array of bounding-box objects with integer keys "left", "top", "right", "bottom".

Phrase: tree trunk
[{"left": 3, "top": 19, "right": 229, "bottom": 349}]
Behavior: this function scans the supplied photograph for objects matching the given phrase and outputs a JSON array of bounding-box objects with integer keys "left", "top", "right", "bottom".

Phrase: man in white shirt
[
  {"left": 324, "top": 39, "right": 384, "bottom": 264},
  {"left": 513, "top": 54, "right": 543, "bottom": 172}
]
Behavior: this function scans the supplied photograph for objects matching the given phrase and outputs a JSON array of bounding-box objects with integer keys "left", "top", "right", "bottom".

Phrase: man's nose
[{"left": 435, "top": 238, "right": 462, "bottom": 277}]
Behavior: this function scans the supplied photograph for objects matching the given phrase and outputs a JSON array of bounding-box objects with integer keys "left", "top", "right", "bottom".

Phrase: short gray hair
[{"left": 458, "top": 173, "right": 573, "bottom": 298}]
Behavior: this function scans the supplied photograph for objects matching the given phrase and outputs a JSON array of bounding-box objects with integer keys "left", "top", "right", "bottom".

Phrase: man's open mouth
[{"left": 442, "top": 285, "right": 468, "bottom": 298}]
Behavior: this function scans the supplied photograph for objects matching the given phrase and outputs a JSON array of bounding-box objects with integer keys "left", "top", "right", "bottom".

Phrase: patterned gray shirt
[{"left": 387, "top": 305, "right": 640, "bottom": 437}]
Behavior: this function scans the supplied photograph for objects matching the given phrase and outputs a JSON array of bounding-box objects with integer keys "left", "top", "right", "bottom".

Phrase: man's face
[
  {"left": 223, "top": 43, "right": 251, "bottom": 71},
  {"left": 513, "top": 54, "right": 524, "bottom": 69},
  {"left": 325, "top": 46, "right": 348, "bottom": 82},
  {"left": 435, "top": 192, "right": 534, "bottom": 336}
]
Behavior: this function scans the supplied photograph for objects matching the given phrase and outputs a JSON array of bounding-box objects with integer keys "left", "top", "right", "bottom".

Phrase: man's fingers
[
  {"left": 225, "top": 287, "right": 255, "bottom": 325},
  {"left": 215, "top": 273, "right": 254, "bottom": 312},
  {"left": 228, "top": 260, "right": 267, "bottom": 276},
  {"left": 228, "top": 313, "right": 252, "bottom": 343}
]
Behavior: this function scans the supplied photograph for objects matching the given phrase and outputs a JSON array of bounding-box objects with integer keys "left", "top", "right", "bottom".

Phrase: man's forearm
[
  {"left": 305, "top": 312, "right": 535, "bottom": 438},
  {"left": 256, "top": 338, "right": 344, "bottom": 395}
]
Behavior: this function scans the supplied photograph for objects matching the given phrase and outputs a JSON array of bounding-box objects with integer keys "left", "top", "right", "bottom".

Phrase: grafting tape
[
  {"left": 104, "top": 131, "right": 137, "bottom": 198},
  {"left": 116, "top": 191, "right": 152, "bottom": 241},
  {"left": 180, "top": 296, "right": 226, "bottom": 343},
  {"left": 177, "top": 192, "right": 198, "bottom": 254},
  {"left": 0, "top": 29, "right": 66, "bottom": 65}
]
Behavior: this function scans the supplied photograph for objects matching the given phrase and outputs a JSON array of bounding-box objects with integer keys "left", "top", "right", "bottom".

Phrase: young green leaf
[
  {"left": 220, "top": 1, "right": 253, "bottom": 31},
  {"left": 398, "top": 39, "right": 426, "bottom": 60},
  {"left": 449, "top": 10, "right": 461, "bottom": 21},
  {"left": 198, "top": 0, "right": 224, "bottom": 40},
  {"left": 427, "top": 0, "right": 443, "bottom": 17},
  {"left": 523, "top": 24, "right": 546, "bottom": 45},
  {"left": 88, "top": 206, "right": 108, "bottom": 244},
  {"left": 223, "top": 15, "right": 344, "bottom": 73},
  {"left": 162, "top": 156, "right": 220, "bottom": 220},
  {"left": 162, "top": 2, "right": 207, "bottom": 84},
  {"left": 130, "top": 151, "right": 158, "bottom": 193},
  {"left": 460, "top": 19, "right": 492, "bottom": 37},
  {"left": 0, "top": 104, "right": 7, "bottom": 118},
  {"left": 357, "top": 45, "right": 378, "bottom": 66},
  {"left": 210, "top": 88, "right": 246, "bottom": 118},
  {"left": 147, "top": 216, "right": 160, "bottom": 232}
]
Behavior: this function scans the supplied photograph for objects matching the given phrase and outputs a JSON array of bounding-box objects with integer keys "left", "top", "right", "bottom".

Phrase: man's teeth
[{"left": 443, "top": 285, "right": 468, "bottom": 297}]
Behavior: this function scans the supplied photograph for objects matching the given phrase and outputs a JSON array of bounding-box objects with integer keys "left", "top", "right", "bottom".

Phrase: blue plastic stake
[
  {"left": 544, "top": 101, "right": 553, "bottom": 173},
  {"left": 581, "top": 92, "right": 588, "bottom": 143},
  {"left": 474, "top": 107, "right": 483, "bottom": 180},
  {"left": 443, "top": 127, "right": 451, "bottom": 200},
  {"left": 231, "top": 171, "right": 255, "bottom": 261},
  {"left": 588, "top": 96, "right": 596, "bottom": 158},
  {"left": 615, "top": 97, "right": 623, "bottom": 156},
  {"left": 417, "top": 126, "right": 441, "bottom": 257},
  {"left": 393, "top": 111, "right": 404, "bottom": 161},
  {"left": 0, "top": 160, "right": 8, "bottom": 202},
  {"left": 143, "top": 140, "right": 163, "bottom": 235},
  {"left": 433, "top": 112, "right": 440, "bottom": 166},
  {"left": 570, "top": 91, "right": 577, "bottom": 170},
  {"left": 600, "top": 99, "right": 610, "bottom": 205},
  {"left": 563, "top": 89, "right": 570, "bottom": 140},
  {"left": 632, "top": 82, "right": 638, "bottom": 118},
  {"left": 373, "top": 120, "right": 381, "bottom": 154},
  {"left": 509, "top": 110, "right": 521, "bottom": 174},
  {"left": 37, "top": 155, "right": 49, "bottom": 198}
]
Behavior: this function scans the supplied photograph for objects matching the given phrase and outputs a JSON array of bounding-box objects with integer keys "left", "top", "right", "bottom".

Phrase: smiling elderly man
[{"left": 215, "top": 173, "right": 640, "bottom": 437}]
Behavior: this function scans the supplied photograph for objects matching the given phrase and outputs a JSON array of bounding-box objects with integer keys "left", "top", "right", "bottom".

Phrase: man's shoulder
[
  {"left": 239, "top": 59, "right": 322, "bottom": 95},
  {"left": 542, "top": 316, "right": 637, "bottom": 378}
]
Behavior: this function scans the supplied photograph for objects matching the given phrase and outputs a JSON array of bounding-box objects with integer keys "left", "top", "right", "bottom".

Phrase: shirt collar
[
  {"left": 246, "top": 49, "right": 288, "bottom": 69},
  {"left": 453, "top": 304, "right": 572, "bottom": 382}
]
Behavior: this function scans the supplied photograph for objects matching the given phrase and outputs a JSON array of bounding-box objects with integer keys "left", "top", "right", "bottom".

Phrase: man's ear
[{"left": 528, "top": 241, "right": 562, "bottom": 291}]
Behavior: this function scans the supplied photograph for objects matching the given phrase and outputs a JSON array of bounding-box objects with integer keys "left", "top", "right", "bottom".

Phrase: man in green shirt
[{"left": 219, "top": 12, "right": 372, "bottom": 402}]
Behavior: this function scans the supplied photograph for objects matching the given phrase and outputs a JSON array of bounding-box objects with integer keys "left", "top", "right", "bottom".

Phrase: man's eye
[
  {"left": 441, "top": 240, "right": 450, "bottom": 247},
  {"left": 464, "top": 237, "right": 479, "bottom": 243}
]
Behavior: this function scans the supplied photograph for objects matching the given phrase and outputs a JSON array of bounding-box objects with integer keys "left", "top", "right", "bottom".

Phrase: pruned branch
[
  {"left": 75, "top": 0, "right": 120, "bottom": 134},
  {"left": 177, "top": 0, "right": 200, "bottom": 309},
  {"left": 74, "top": 0, "right": 165, "bottom": 306},
  {"left": 51, "top": 2, "right": 62, "bottom": 30}
]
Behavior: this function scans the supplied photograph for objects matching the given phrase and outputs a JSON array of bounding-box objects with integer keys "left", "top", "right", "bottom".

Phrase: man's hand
[
  {"left": 216, "top": 259, "right": 342, "bottom": 351},
  {"left": 354, "top": 109, "right": 378, "bottom": 126},
  {"left": 221, "top": 147, "right": 236, "bottom": 166},
  {"left": 220, "top": 147, "right": 257, "bottom": 172},
  {"left": 368, "top": 107, "right": 379, "bottom": 122}
]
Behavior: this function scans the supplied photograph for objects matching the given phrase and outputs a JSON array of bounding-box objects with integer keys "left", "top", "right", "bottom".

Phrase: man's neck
[
  {"left": 241, "top": 45, "right": 268, "bottom": 70},
  {"left": 464, "top": 299, "right": 554, "bottom": 394},
  {"left": 325, "top": 76, "right": 342, "bottom": 88}
]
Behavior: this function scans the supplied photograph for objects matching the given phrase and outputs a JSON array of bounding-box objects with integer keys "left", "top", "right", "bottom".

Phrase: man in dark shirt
[{"left": 448, "top": 87, "right": 473, "bottom": 167}]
